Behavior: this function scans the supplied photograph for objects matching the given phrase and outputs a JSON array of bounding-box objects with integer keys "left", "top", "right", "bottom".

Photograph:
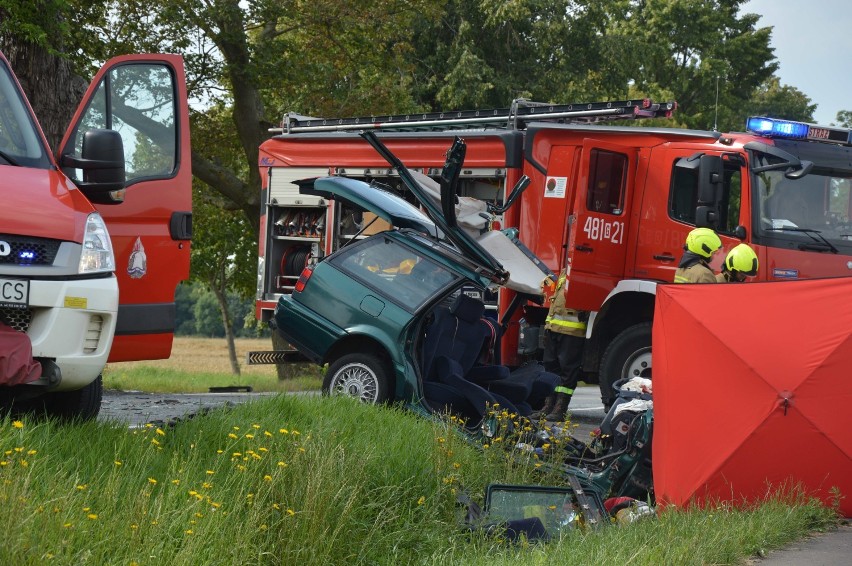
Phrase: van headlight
[{"left": 79, "top": 213, "right": 115, "bottom": 274}]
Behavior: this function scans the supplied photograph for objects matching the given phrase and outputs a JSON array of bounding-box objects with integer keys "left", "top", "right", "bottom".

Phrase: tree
[
  {"left": 742, "top": 77, "right": 815, "bottom": 123},
  {"left": 836, "top": 111, "right": 852, "bottom": 128},
  {"left": 190, "top": 183, "right": 256, "bottom": 374}
]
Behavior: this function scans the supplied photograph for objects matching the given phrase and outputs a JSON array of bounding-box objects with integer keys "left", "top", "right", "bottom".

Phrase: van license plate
[{"left": 0, "top": 278, "right": 29, "bottom": 309}]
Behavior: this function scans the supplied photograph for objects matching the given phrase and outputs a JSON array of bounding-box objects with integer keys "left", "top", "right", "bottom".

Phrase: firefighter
[
  {"left": 533, "top": 267, "right": 588, "bottom": 422},
  {"left": 673, "top": 227, "right": 722, "bottom": 283},
  {"left": 716, "top": 243, "right": 759, "bottom": 282}
]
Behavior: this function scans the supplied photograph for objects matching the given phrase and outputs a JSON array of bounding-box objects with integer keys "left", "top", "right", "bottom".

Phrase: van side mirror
[{"left": 61, "top": 129, "right": 126, "bottom": 204}]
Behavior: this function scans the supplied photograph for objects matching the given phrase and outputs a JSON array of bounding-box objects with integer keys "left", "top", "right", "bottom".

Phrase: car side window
[{"left": 334, "top": 237, "right": 457, "bottom": 310}]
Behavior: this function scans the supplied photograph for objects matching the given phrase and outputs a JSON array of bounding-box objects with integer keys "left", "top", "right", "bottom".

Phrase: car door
[
  {"left": 59, "top": 54, "right": 192, "bottom": 362},
  {"left": 564, "top": 138, "right": 637, "bottom": 311}
]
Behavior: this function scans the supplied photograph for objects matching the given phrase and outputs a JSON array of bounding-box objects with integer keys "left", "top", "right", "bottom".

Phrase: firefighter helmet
[
  {"left": 724, "top": 243, "right": 758, "bottom": 278},
  {"left": 684, "top": 227, "right": 722, "bottom": 259}
]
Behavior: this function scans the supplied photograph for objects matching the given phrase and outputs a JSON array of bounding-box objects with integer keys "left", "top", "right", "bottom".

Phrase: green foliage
[
  {"left": 836, "top": 110, "right": 852, "bottom": 128},
  {"left": 102, "top": 365, "right": 321, "bottom": 393},
  {"left": 743, "top": 77, "right": 816, "bottom": 122}
]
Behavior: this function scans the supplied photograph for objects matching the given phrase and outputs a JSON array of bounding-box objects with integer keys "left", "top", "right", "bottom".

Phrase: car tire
[
  {"left": 323, "top": 353, "right": 391, "bottom": 404},
  {"left": 43, "top": 374, "right": 103, "bottom": 421},
  {"left": 598, "top": 323, "right": 652, "bottom": 408}
]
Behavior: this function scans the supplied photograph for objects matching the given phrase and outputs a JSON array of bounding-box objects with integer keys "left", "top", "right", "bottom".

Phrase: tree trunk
[
  {"left": 211, "top": 282, "right": 240, "bottom": 376},
  {"left": 0, "top": 38, "right": 88, "bottom": 151}
]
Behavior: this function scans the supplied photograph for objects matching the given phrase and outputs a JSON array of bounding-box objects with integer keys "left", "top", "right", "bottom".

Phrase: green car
[{"left": 273, "top": 133, "right": 554, "bottom": 425}]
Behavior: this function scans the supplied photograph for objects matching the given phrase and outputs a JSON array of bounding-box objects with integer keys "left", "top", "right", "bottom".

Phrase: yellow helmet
[
  {"left": 684, "top": 228, "right": 722, "bottom": 259},
  {"left": 724, "top": 243, "right": 758, "bottom": 277}
]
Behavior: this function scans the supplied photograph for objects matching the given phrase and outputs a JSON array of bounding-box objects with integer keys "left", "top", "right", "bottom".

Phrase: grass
[
  {"left": 103, "top": 337, "right": 323, "bottom": 393},
  {"left": 0, "top": 395, "right": 840, "bottom": 565}
]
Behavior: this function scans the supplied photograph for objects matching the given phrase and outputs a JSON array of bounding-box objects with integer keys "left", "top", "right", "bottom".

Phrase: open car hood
[{"left": 299, "top": 176, "right": 438, "bottom": 236}]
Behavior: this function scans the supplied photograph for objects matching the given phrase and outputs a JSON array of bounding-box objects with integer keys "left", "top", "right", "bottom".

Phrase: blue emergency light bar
[{"left": 746, "top": 116, "right": 852, "bottom": 146}]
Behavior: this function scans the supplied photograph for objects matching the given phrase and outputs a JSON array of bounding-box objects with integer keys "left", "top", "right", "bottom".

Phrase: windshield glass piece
[
  {"left": 0, "top": 61, "right": 50, "bottom": 168},
  {"left": 755, "top": 168, "right": 852, "bottom": 245}
]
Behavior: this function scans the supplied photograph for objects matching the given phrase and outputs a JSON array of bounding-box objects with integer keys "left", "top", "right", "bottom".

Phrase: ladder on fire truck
[{"left": 271, "top": 98, "right": 677, "bottom": 134}]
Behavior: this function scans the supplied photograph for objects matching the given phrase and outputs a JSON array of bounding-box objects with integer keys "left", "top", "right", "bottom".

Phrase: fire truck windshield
[
  {"left": 0, "top": 59, "right": 51, "bottom": 169},
  {"left": 754, "top": 160, "right": 852, "bottom": 250}
]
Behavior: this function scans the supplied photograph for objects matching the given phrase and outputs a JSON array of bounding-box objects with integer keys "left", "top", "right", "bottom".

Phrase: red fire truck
[
  {"left": 253, "top": 99, "right": 852, "bottom": 405},
  {"left": 0, "top": 52, "right": 192, "bottom": 418}
]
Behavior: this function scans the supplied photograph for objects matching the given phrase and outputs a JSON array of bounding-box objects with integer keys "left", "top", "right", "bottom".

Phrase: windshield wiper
[
  {"left": 767, "top": 226, "right": 839, "bottom": 253},
  {"left": 0, "top": 150, "right": 20, "bottom": 166}
]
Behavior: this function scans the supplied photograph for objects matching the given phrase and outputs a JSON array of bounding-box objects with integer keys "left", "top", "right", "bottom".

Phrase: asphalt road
[{"left": 99, "top": 385, "right": 608, "bottom": 430}]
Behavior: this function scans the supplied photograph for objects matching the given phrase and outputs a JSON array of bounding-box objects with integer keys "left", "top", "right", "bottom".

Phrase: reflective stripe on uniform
[
  {"left": 554, "top": 386, "right": 574, "bottom": 395},
  {"left": 545, "top": 316, "right": 587, "bottom": 330},
  {"left": 673, "top": 274, "right": 690, "bottom": 283}
]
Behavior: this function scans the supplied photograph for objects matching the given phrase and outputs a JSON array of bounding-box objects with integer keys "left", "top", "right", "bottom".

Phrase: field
[{"left": 103, "top": 337, "right": 323, "bottom": 393}]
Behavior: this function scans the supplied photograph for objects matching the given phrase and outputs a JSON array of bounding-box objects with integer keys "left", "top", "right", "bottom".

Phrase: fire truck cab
[
  {"left": 254, "top": 100, "right": 852, "bottom": 406},
  {"left": 0, "top": 52, "right": 192, "bottom": 419}
]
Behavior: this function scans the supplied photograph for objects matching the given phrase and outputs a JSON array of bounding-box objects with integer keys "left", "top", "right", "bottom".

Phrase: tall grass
[{"left": 0, "top": 395, "right": 838, "bottom": 565}]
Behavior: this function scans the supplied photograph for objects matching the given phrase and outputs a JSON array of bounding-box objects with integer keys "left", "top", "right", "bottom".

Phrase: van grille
[
  {"left": 0, "top": 234, "right": 61, "bottom": 266},
  {"left": 0, "top": 307, "right": 33, "bottom": 333}
]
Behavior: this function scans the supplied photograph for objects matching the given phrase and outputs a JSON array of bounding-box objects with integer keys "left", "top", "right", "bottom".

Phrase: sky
[{"left": 742, "top": 0, "right": 850, "bottom": 125}]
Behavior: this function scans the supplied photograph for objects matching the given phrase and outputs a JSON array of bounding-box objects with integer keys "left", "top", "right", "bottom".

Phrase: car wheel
[
  {"left": 323, "top": 353, "right": 391, "bottom": 404},
  {"left": 599, "top": 323, "right": 652, "bottom": 408},
  {"left": 43, "top": 374, "right": 103, "bottom": 421}
]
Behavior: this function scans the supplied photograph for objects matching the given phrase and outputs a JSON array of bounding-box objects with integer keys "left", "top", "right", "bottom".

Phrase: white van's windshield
[{"left": 0, "top": 59, "right": 50, "bottom": 168}]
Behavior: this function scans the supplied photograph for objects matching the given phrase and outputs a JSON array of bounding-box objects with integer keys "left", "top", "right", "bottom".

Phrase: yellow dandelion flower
[
  {"left": 453, "top": 462, "right": 461, "bottom": 469},
  {"left": 206, "top": 470, "right": 215, "bottom": 475},
  {"left": 83, "top": 507, "right": 90, "bottom": 512},
  {"left": 202, "top": 482, "right": 212, "bottom": 489},
  {"left": 131, "top": 524, "right": 138, "bottom": 530},
  {"left": 188, "top": 490, "right": 198, "bottom": 496},
  {"left": 114, "top": 460, "right": 122, "bottom": 467},
  {"left": 264, "top": 431, "right": 272, "bottom": 437},
  {"left": 195, "top": 512, "right": 203, "bottom": 518},
  {"left": 12, "top": 420, "right": 23, "bottom": 429},
  {"left": 233, "top": 426, "right": 240, "bottom": 430},
  {"left": 246, "top": 493, "right": 254, "bottom": 499},
  {"left": 147, "top": 478, "right": 157, "bottom": 485},
  {"left": 228, "top": 433, "right": 238, "bottom": 439},
  {"left": 417, "top": 496, "right": 426, "bottom": 505},
  {"left": 259, "top": 524, "right": 267, "bottom": 531},
  {"left": 292, "top": 430, "right": 300, "bottom": 436},
  {"left": 14, "top": 447, "right": 22, "bottom": 452},
  {"left": 19, "top": 460, "right": 28, "bottom": 467},
  {"left": 87, "top": 514, "right": 98, "bottom": 520},
  {"left": 245, "top": 434, "right": 254, "bottom": 439},
  {"left": 151, "top": 520, "right": 158, "bottom": 525},
  {"left": 0, "top": 461, "right": 7, "bottom": 467},
  {"left": 76, "top": 484, "right": 87, "bottom": 490},
  {"left": 252, "top": 424, "right": 260, "bottom": 429},
  {"left": 26, "top": 449, "right": 36, "bottom": 455},
  {"left": 237, "top": 464, "right": 246, "bottom": 471},
  {"left": 277, "top": 461, "right": 287, "bottom": 467},
  {"left": 298, "top": 447, "right": 305, "bottom": 453},
  {"left": 63, "top": 523, "right": 72, "bottom": 528},
  {"left": 263, "top": 475, "right": 272, "bottom": 482},
  {"left": 232, "top": 452, "right": 242, "bottom": 457},
  {"left": 155, "top": 428, "right": 165, "bottom": 436},
  {"left": 185, "top": 529, "right": 193, "bottom": 535},
  {"left": 171, "top": 479, "right": 180, "bottom": 485},
  {"left": 272, "top": 503, "right": 280, "bottom": 510},
  {"left": 286, "top": 509, "right": 295, "bottom": 516},
  {"left": 210, "top": 502, "right": 221, "bottom": 509},
  {"left": 259, "top": 447, "right": 268, "bottom": 452},
  {"left": 151, "top": 439, "right": 160, "bottom": 446},
  {"left": 216, "top": 449, "right": 223, "bottom": 454},
  {"left": 279, "top": 428, "right": 288, "bottom": 434}
]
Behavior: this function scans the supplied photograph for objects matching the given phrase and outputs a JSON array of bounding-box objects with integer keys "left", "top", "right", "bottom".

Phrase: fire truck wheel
[
  {"left": 43, "top": 374, "right": 103, "bottom": 421},
  {"left": 599, "top": 323, "right": 652, "bottom": 408},
  {"left": 323, "top": 354, "right": 391, "bottom": 404}
]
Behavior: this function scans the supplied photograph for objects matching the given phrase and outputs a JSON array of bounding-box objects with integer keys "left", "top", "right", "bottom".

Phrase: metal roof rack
[{"left": 270, "top": 98, "right": 677, "bottom": 134}]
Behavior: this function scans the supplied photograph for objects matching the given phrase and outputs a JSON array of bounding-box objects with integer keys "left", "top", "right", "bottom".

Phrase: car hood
[{"left": 304, "top": 176, "right": 439, "bottom": 235}]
